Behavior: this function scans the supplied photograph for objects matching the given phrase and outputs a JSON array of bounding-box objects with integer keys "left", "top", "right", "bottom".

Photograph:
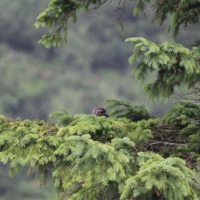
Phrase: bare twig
[
  {"left": 149, "top": 139, "right": 185, "bottom": 146},
  {"left": 86, "top": 0, "right": 108, "bottom": 13},
  {"left": 172, "top": 86, "right": 200, "bottom": 101}
]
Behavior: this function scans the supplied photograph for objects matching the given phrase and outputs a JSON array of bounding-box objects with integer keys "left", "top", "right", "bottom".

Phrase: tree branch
[{"left": 149, "top": 139, "right": 185, "bottom": 146}]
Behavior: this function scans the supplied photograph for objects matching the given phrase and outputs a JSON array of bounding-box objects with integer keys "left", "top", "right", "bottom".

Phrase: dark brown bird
[{"left": 93, "top": 107, "right": 109, "bottom": 117}]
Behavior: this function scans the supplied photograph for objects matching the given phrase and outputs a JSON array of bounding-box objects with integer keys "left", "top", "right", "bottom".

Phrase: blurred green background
[{"left": 0, "top": 0, "right": 199, "bottom": 199}]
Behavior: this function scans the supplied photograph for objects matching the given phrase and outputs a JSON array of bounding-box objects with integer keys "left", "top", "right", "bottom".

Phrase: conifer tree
[{"left": 1, "top": 1, "right": 200, "bottom": 200}]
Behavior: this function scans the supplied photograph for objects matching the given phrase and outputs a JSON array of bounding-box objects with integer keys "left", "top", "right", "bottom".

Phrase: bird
[{"left": 93, "top": 107, "right": 109, "bottom": 117}]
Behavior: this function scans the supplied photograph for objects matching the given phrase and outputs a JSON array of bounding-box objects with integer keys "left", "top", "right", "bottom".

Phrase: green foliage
[
  {"left": 134, "top": 0, "right": 200, "bottom": 38},
  {"left": 1, "top": 0, "right": 200, "bottom": 199},
  {"left": 35, "top": 0, "right": 200, "bottom": 48},
  {"left": 163, "top": 102, "right": 200, "bottom": 164},
  {"left": 126, "top": 37, "right": 200, "bottom": 103},
  {"left": 0, "top": 109, "right": 134, "bottom": 199},
  {"left": 121, "top": 152, "right": 199, "bottom": 200},
  {"left": 35, "top": 0, "right": 78, "bottom": 48},
  {"left": 106, "top": 99, "right": 150, "bottom": 121},
  {"left": 1, "top": 101, "right": 200, "bottom": 199},
  {"left": 0, "top": 116, "right": 58, "bottom": 176},
  {"left": 35, "top": 0, "right": 109, "bottom": 48}
]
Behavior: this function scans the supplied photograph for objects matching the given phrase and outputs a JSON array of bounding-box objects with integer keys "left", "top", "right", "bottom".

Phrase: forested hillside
[
  {"left": 0, "top": 0, "right": 200, "bottom": 199},
  {"left": 0, "top": 0, "right": 181, "bottom": 120}
]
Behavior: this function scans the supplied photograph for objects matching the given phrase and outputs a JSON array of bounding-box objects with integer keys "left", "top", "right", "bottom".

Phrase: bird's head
[{"left": 93, "top": 107, "right": 109, "bottom": 117}]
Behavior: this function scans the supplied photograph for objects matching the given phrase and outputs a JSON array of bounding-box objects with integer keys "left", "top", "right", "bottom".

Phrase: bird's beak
[{"left": 104, "top": 113, "right": 109, "bottom": 117}]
